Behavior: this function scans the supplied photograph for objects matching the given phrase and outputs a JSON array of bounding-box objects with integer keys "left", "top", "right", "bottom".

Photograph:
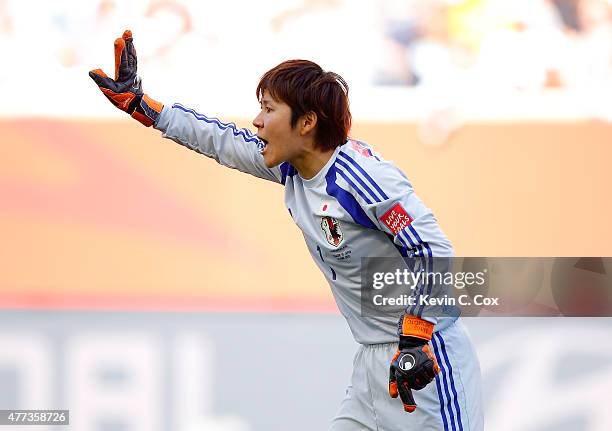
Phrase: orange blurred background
[{"left": 2, "top": 118, "right": 610, "bottom": 311}]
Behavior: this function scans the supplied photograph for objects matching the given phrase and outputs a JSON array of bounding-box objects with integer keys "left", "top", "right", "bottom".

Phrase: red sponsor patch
[{"left": 379, "top": 203, "right": 413, "bottom": 235}]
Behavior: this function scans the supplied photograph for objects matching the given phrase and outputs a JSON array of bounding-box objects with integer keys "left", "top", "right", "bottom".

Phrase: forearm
[
  {"left": 89, "top": 30, "right": 279, "bottom": 183},
  {"left": 154, "top": 103, "right": 280, "bottom": 182}
]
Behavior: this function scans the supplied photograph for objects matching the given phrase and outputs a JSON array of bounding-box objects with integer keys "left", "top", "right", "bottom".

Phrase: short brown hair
[{"left": 256, "top": 60, "right": 352, "bottom": 152}]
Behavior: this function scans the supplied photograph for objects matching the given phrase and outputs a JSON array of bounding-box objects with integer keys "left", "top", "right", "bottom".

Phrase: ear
[{"left": 299, "top": 111, "right": 318, "bottom": 136}]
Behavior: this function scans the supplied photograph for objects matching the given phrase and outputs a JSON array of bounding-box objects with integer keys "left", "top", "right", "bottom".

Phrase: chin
[
  {"left": 263, "top": 152, "right": 283, "bottom": 168},
  {"left": 263, "top": 159, "right": 279, "bottom": 168}
]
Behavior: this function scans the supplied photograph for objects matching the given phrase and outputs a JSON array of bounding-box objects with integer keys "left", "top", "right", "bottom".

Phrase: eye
[{"left": 265, "top": 107, "right": 272, "bottom": 113}]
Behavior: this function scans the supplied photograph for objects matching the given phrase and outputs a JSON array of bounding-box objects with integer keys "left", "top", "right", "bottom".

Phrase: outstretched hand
[{"left": 89, "top": 30, "right": 162, "bottom": 127}]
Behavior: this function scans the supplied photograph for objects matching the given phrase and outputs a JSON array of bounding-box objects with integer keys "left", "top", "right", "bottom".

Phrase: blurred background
[{"left": 1, "top": 0, "right": 612, "bottom": 430}]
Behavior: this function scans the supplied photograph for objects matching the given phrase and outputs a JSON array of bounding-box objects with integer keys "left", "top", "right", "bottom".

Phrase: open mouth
[{"left": 258, "top": 137, "right": 269, "bottom": 154}]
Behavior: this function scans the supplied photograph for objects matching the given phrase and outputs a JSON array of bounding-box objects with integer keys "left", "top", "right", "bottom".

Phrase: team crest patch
[
  {"left": 321, "top": 216, "right": 344, "bottom": 247},
  {"left": 380, "top": 203, "right": 413, "bottom": 235}
]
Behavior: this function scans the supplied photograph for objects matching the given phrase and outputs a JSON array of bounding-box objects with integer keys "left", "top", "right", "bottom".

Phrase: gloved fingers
[
  {"left": 89, "top": 69, "right": 118, "bottom": 92},
  {"left": 408, "top": 369, "right": 431, "bottom": 390},
  {"left": 115, "top": 30, "right": 137, "bottom": 82},
  {"left": 89, "top": 68, "right": 137, "bottom": 110},
  {"left": 426, "top": 362, "right": 439, "bottom": 380},
  {"left": 123, "top": 30, "right": 138, "bottom": 74},
  {"left": 409, "top": 357, "right": 439, "bottom": 390},
  {"left": 423, "top": 345, "right": 441, "bottom": 375},
  {"left": 389, "top": 349, "right": 400, "bottom": 398},
  {"left": 397, "top": 378, "right": 417, "bottom": 413},
  {"left": 389, "top": 365, "right": 398, "bottom": 398},
  {"left": 89, "top": 68, "right": 109, "bottom": 80},
  {"left": 114, "top": 36, "right": 126, "bottom": 81}
]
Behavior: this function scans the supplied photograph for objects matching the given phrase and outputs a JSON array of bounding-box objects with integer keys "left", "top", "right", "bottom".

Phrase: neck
[{"left": 291, "top": 146, "right": 336, "bottom": 180}]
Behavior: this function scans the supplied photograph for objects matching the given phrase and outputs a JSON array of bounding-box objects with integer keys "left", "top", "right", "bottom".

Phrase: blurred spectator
[
  {"left": 552, "top": 0, "right": 582, "bottom": 31},
  {"left": 270, "top": 0, "right": 379, "bottom": 87},
  {"left": 554, "top": 0, "right": 612, "bottom": 89},
  {"left": 0, "top": 0, "right": 609, "bottom": 118},
  {"left": 375, "top": 0, "right": 611, "bottom": 98},
  {"left": 374, "top": 0, "right": 424, "bottom": 85}
]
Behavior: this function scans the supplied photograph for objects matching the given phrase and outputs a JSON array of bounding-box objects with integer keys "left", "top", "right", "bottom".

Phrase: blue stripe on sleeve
[
  {"left": 336, "top": 166, "right": 373, "bottom": 204},
  {"left": 408, "top": 225, "right": 434, "bottom": 316},
  {"left": 399, "top": 229, "right": 428, "bottom": 317},
  {"left": 335, "top": 159, "right": 380, "bottom": 203},
  {"left": 397, "top": 229, "right": 418, "bottom": 316},
  {"left": 338, "top": 151, "right": 389, "bottom": 201},
  {"left": 325, "top": 165, "right": 377, "bottom": 230},
  {"left": 172, "top": 104, "right": 262, "bottom": 146},
  {"left": 386, "top": 232, "right": 409, "bottom": 257},
  {"left": 398, "top": 230, "right": 418, "bottom": 315}
]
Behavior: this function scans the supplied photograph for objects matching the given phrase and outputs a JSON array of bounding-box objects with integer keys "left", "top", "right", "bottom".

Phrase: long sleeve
[
  {"left": 154, "top": 103, "right": 282, "bottom": 183},
  {"left": 330, "top": 143, "right": 455, "bottom": 326}
]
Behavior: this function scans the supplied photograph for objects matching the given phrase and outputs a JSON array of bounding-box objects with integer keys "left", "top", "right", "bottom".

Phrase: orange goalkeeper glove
[
  {"left": 89, "top": 30, "right": 163, "bottom": 127},
  {"left": 389, "top": 314, "right": 440, "bottom": 413}
]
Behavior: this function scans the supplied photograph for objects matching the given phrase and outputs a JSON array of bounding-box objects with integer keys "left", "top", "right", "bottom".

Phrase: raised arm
[
  {"left": 89, "top": 30, "right": 282, "bottom": 183},
  {"left": 154, "top": 103, "right": 281, "bottom": 182}
]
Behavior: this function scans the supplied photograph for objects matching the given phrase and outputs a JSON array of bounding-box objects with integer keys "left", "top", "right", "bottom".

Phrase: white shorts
[{"left": 329, "top": 320, "right": 483, "bottom": 431}]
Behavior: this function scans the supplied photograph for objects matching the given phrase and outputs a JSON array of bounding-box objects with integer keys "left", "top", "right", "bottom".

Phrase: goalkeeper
[{"left": 90, "top": 30, "right": 483, "bottom": 430}]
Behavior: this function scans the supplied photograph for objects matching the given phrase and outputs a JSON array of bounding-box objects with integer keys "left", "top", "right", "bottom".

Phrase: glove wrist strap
[
  {"left": 398, "top": 315, "right": 434, "bottom": 341},
  {"left": 130, "top": 94, "right": 163, "bottom": 127}
]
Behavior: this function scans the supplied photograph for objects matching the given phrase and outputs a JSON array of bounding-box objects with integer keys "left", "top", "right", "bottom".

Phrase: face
[{"left": 252, "top": 90, "right": 306, "bottom": 168}]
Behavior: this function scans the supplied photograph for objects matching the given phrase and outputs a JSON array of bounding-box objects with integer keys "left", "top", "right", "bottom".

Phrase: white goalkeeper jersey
[{"left": 155, "top": 103, "right": 456, "bottom": 344}]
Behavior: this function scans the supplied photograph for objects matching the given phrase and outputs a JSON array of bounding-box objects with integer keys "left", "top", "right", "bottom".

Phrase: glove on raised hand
[
  {"left": 89, "top": 30, "right": 163, "bottom": 127},
  {"left": 389, "top": 314, "right": 440, "bottom": 413}
]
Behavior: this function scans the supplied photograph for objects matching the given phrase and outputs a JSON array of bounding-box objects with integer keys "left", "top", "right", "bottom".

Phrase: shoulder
[
  {"left": 340, "top": 139, "right": 380, "bottom": 161},
  {"left": 332, "top": 140, "right": 413, "bottom": 202}
]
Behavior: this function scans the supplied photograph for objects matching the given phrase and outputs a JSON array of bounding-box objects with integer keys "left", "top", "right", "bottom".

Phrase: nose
[{"left": 252, "top": 111, "right": 263, "bottom": 129}]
